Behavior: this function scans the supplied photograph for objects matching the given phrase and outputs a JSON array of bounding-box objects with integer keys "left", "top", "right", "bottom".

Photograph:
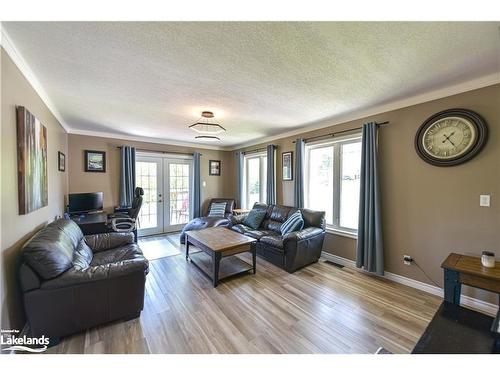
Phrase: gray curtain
[
  {"left": 235, "top": 152, "right": 244, "bottom": 208},
  {"left": 119, "top": 146, "right": 136, "bottom": 207},
  {"left": 356, "top": 122, "right": 384, "bottom": 276},
  {"left": 266, "top": 145, "right": 277, "bottom": 205},
  {"left": 193, "top": 152, "right": 202, "bottom": 218},
  {"left": 293, "top": 138, "right": 305, "bottom": 208}
]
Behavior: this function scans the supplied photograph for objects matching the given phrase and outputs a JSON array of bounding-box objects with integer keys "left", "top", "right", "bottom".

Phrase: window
[
  {"left": 305, "top": 135, "right": 362, "bottom": 235},
  {"left": 243, "top": 153, "right": 267, "bottom": 209}
]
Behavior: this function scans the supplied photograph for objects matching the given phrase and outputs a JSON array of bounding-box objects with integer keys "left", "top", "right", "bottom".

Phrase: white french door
[{"left": 135, "top": 154, "right": 193, "bottom": 237}]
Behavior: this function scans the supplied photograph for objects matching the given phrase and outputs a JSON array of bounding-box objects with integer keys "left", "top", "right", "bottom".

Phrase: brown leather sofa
[
  {"left": 179, "top": 198, "right": 235, "bottom": 244},
  {"left": 230, "top": 203, "right": 325, "bottom": 273},
  {"left": 19, "top": 219, "right": 149, "bottom": 342}
]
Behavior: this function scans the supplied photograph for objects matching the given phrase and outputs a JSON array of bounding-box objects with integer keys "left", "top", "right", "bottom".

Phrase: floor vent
[{"left": 324, "top": 260, "right": 345, "bottom": 268}]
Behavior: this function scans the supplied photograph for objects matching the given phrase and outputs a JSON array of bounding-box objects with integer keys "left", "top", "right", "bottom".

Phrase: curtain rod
[
  {"left": 240, "top": 147, "right": 267, "bottom": 155},
  {"left": 116, "top": 146, "right": 201, "bottom": 156},
  {"left": 292, "top": 121, "right": 389, "bottom": 144}
]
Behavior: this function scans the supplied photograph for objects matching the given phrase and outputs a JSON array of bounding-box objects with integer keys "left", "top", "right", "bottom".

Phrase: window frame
[
  {"left": 243, "top": 151, "right": 267, "bottom": 209},
  {"left": 304, "top": 133, "right": 362, "bottom": 237}
]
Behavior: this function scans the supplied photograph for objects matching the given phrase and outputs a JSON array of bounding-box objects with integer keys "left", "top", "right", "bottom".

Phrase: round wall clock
[{"left": 415, "top": 108, "right": 488, "bottom": 167}]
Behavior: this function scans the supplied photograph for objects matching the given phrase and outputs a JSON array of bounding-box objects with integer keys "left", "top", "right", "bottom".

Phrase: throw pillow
[
  {"left": 242, "top": 209, "right": 267, "bottom": 229},
  {"left": 208, "top": 202, "right": 227, "bottom": 217},
  {"left": 280, "top": 211, "right": 304, "bottom": 235}
]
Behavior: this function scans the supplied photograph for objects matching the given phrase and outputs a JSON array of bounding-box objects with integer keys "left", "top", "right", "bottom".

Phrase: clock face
[
  {"left": 421, "top": 117, "right": 477, "bottom": 159},
  {"left": 415, "top": 109, "right": 488, "bottom": 167}
]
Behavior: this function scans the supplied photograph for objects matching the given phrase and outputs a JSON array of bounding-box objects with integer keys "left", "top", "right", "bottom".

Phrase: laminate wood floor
[
  {"left": 138, "top": 233, "right": 182, "bottom": 261},
  {"left": 46, "top": 244, "right": 441, "bottom": 354}
]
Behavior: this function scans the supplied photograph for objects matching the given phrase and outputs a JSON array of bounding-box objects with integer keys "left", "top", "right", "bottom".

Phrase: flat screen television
[{"left": 68, "top": 192, "right": 103, "bottom": 214}]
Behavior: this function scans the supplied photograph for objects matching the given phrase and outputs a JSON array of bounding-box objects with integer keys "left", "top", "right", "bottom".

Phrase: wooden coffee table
[{"left": 185, "top": 227, "right": 257, "bottom": 287}]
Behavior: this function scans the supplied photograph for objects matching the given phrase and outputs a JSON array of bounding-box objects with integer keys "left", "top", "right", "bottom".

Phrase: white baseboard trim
[{"left": 321, "top": 252, "right": 499, "bottom": 317}]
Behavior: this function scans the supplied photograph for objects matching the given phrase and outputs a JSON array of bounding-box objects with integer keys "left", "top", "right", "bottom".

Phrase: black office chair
[{"left": 108, "top": 187, "right": 144, "bottom": 241}]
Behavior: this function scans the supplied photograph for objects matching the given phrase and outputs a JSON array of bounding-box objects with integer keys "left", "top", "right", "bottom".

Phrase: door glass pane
[
  {"left": 169, "top": 163, "right": 190, "bottom": 225},
  {"left": 307, "top": 146, "right": 334, "bottom": 224},
  {"left": 247, "top": 158, "right": 260, "bottom": 208},
  {"left": 136, "top": 161, "right": 158, "bottom": 229},
  {"left": 340, "top": 142, "right": 362, "bottom": 229}
]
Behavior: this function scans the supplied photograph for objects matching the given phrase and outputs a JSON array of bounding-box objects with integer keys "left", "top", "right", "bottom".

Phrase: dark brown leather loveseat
[
  {"left": 19, "top": 219, "right": 149, "bottom": 342},
  {"left": 179, "top": 198, "right": 235, "bottom": 244},
  {"left": 230, "top": 203, "right": 325, "bottom": 273}
]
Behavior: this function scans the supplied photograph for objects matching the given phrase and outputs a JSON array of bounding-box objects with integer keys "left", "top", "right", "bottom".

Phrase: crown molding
[
  {"left": 1, "top": 25, "right": 71, "bottom": 133},
  {"left": 229, "top": 72, "right": 500, "bottom": 151},
  {"left": 68, "top": 129, "right": 226, "bottom": 151}
]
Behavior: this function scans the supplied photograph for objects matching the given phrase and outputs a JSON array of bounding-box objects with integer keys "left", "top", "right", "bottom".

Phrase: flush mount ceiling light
[
  {"left": 195, "top": 135, "right": 220, "bottom": 142},
  {"left": 189, "top": 111, "right": 226, "bottom": 135}
]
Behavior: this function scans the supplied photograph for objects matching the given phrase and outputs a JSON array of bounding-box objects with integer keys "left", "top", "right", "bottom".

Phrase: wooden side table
[
  {"left": 441, "top": 253, "right": 500, "bottom": 306},
  {"left": 412, "top": 253, "right": 500, "bottom": 353}
]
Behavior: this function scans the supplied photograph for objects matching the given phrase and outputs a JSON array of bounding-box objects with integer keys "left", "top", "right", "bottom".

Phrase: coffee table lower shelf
[{"left": 188, "top": 251, "right": 255, "bottom": 286}]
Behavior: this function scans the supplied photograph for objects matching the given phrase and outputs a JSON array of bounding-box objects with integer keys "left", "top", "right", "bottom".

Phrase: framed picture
[
  {"left": 85, "top": 150, "right": 106, "bottom": 172},
  {"left": 58, "top": 151, "right": 65, "bottom": 172},
  {"left": 16, "top": 106, "right": 48, "bottom": 214},
  {"left": 282, "top": 151, "right": 293, "bottom": 181},
  {"left": 209, "top": 160, "right": 221, "bottom": 176}
]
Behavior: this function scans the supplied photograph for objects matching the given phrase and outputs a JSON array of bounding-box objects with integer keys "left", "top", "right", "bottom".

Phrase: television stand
[{"left": 70, "top": 212, "right": 109, "bottom": 235}]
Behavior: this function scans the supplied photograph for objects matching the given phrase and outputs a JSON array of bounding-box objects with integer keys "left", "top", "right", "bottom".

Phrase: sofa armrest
[
  {"left": 19, "top": 263, "right": 41, "bottom": 292},
  {"left": 283, "top": 227, "right": 324, "bottom": 245},
  {"left": 40, "top": 259, "right": 149, "bottom": 290},
  {"left": 282, "top": 227, "right": 325, "bottom": 273},
  {"left": 84, "top": 232, "right": 135, "bottom": 253}
]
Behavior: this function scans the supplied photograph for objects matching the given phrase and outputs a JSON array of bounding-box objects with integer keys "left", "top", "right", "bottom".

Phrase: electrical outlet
[{"left": 403, "top": 255, "right": 413, "bottom": 265}]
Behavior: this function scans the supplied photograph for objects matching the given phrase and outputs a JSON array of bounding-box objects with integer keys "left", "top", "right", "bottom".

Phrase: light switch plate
[
  {"left": 480, "top": 194, "right": 490, "bottom": 207},
  {"left": 202, "top": 181, "right": 206, "bottom": 187}
]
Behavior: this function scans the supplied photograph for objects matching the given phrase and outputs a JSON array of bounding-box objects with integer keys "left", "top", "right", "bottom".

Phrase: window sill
[{"left": 325, "top": 227, "right": 358, "bottom": 240}]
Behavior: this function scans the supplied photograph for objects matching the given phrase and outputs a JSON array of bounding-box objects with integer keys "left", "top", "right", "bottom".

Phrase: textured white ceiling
[{"left": 3, "top": 22, "right": 500, "bottom": 147}]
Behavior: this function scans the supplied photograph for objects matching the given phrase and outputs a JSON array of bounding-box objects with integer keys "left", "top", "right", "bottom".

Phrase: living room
[{"left": 1, "top": 1, "right": 500, "bottom": 373}]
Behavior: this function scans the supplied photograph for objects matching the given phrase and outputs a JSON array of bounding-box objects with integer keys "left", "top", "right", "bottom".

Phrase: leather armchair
[
  {"left": 20, "top": 219, "right": 149, "bottom": 342},
  {"left": 179, "top": 198, "right": 235, "bottom": 244}
]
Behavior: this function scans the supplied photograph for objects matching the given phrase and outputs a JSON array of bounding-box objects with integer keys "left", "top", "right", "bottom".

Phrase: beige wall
[
  {"left": 232, "top": 84, "right": 500, "bottom": 305},
  {"left": 1, "top": 48, "right": 68, "bottom": 330},
  {"left": 67, "top": 135, "right": 233, "bottom": 214}
]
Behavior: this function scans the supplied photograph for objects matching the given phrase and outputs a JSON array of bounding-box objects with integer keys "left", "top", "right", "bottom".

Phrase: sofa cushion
[
  {"left": 280, "top": 211, "right": 304, "bottom": 235},
  {"left": 259, "top": 204, "right": 299, "bottom": 232},
  {"left": 245, "top": 229, "right": 276, "bottom": 240},
  {"left": 208, "top": 202, "right": 227, "bottom": 217},
  {"left": 243, "top": 209, "right": 267, "bottom": 229},
  {"left": 51, "top": 219, "right": 84, "bottom": 249},
  {"left": 230, "top": 224, "right": 249, "bottom": 234},
  {"left": 84, "top": 232, "right": 135, "bottom": 253},
  {"left": 260, "top": 235, "right": 284, "bottom": 249},
  {"left": 91, "top": 243, "right": 145, "bottom": 266},
  {"left": 22, "top": 219, "right": 79, "bottom": 280},
  {"left": 301, "top": 208, "right": 326, "bottom": 230},
  {"left": 231, "top": 224, "right": 275, "bottom": 239},
  {"left": 73, "top": 240, "right": 94, "bottom": 270}
]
